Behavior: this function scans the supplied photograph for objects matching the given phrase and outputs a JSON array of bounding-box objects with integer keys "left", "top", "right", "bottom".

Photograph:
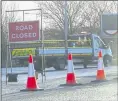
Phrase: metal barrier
[{"left": 39, "top": 39, "right": 91, "bottom": 48}]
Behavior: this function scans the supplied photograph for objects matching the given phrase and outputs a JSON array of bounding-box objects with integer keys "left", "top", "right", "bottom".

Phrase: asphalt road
[
  {"left": 1, "top": 65, "right": 118, "bottom": 101},
  {"left": 2, "top": 76, "right": 117, "bottom": 101}
]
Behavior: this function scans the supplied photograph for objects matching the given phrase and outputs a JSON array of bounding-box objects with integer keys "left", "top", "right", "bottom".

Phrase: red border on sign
[{"left": 9, "top": 20, "right": 40, "bottom": 43}]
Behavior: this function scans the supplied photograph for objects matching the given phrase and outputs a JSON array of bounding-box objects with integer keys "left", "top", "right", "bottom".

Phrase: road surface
[{"left": 1, "top": 65, "right": 118, "bottom": 101}]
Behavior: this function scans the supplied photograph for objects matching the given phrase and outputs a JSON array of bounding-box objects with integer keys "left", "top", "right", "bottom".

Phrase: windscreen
[{"left": 68, "top": 34, "right": 92, "bottom": 48}]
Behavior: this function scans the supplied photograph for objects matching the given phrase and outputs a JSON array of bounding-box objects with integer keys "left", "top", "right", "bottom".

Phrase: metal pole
[
  {"left": 9, "top": 46, "right": 13, "bottom": 73},
  {"left": 41, "top": 9, "right": 44, "bottom": 83},
  {"left": 6, "top": 9, "right": 42, "bottom": 12},
  {"left": 36, "top": 14, "right": 37, "bottom": 20},
  {"left": 64, "top": 1, "right": 68, "bottom": 57},
  {"left": 43, "top": 19, "right": 46, "bottom": 82},
  {"left": 6, "top": 45, "right": 9, "bottom": 85},
  {"left": 5, "top": 11, "right": 8, "bottom": 85},
  {"left": 6, "top": 11, "right": 13, "bottom": 74},
  {"left": 23, "top": 11, "right": 24, "bottom": 21},
  {"left": 100, "top": 14, "right": 103, "bottom": 35},
  {"left": 7, "top": 12, "right": 13, "bottom": 74}
]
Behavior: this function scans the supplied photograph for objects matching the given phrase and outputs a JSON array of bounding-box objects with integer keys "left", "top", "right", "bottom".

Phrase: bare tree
[
  {"left": 1, "top": 2, "right": 19, "bottom": 67},
  {"left": 76, "top": 1, "right": 117, "bottom": 33},
  {"left": 85, "top": 1, "right": 117, "bottom": 29},
  {"left": 35, "top": 1, "right": 117, "bottom": 36},
  {"left": 36, "top": 1, "right": 86, "bottom": 35}
]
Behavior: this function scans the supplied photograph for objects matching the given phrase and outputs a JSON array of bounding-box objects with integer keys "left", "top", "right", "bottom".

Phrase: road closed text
[
  {"left": 9, "top": 21, "right": 39, "bottom": 42},
  {"left": 12, "top": 25, "right": 36, "bottom": 38},
  {"left": 16, "top": 25, "right": 33, "bottom": 31},
  {"left": 12, "top": 33, "right": 36, "bottom": 39}
]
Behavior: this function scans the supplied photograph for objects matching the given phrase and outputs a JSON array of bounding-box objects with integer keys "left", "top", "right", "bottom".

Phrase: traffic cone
[
  {"left": 20, "top": 54, "right": 44, "bottom": 91},
  {"left": 96, "top": 50, "right": 106, "bottom": 80},
  {"left": 60, "top": 53, "right": 81, "bottom": 86},
  {"left": 66, "top": 53, "right": 76, "bottom": 84},
  {"left": 92, "top": 50, "right": 106, "bottom": 82}
]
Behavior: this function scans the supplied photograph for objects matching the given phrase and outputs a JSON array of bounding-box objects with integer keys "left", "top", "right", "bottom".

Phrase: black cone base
[
  {"left": 60, "top": 83, "right": 82, "bottom": 87},
  {"left": 20, "top": 88, "right": 44, "bottom": 92},
  {"left": 91, "top": 79, "right": 107, "bottom": 83}
]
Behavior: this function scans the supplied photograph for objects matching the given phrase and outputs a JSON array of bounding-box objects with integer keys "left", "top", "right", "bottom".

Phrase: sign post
[
  {"left": 5, "top": 9, "right": 42, "bottom": 84},
  {"left": 64, "top": 1, "right": 68, "bottom": 61}
]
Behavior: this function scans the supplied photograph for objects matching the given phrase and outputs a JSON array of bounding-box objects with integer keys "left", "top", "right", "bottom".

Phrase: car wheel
[{"left": 53, "top": 58, "right": 66, "bottom": 70}]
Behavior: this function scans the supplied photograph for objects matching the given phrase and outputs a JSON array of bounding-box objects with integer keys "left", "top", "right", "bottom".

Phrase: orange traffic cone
[
  {"left": 20, "top": 54, "right": 44, "bottom": 91},
  {"left": 60, "top": 53, "right": 81, "bottom": 86},
  {"left": 96, "top": 50, "right": 106, "bottom": 80},
  {"left": 66, "top": 53, "right": 76, "bottom": 84},
  {"left": 92, "top": 50, "right": 106, "bottom": 83}
]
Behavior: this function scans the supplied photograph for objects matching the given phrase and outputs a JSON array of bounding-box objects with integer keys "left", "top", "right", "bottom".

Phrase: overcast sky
[
  {"left": 4, "top": 1, "right": 37, "bottom": 10},
  {"left": 2, "top": 1, "right": 51, "bottom": 29},
  {"left": 2, "top": 1, "right": 117, "bottom": 30}
]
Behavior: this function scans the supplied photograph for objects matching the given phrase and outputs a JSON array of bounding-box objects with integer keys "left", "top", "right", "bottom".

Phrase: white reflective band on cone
[
  {"left": 98, "top": 58, "right": 104, "bottom": 70},
  {"left": 67, "top": 60, "right": 74, "bottom": 73},
  {"left": 28, "top": 63, "right": 35, "bottom": 77}
]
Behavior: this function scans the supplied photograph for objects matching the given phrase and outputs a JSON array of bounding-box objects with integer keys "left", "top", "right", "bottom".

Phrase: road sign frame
[{"left": 8, "top": 20, "right": 40, "bottom": 43}]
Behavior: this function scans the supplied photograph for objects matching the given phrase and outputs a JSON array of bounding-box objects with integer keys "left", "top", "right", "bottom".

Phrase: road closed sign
[{"left": 9, "top": 21, "right": 39, "bottom": 43}]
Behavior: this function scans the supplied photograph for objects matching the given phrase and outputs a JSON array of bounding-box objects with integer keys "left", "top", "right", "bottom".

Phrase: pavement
[{"left": 1, "top": 65, "right": 118, "bottom": 101}]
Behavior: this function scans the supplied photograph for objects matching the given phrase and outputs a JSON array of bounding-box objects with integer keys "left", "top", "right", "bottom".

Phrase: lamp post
[{"left": 64, "top": 1, "right": 68, "bottom": 58}]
